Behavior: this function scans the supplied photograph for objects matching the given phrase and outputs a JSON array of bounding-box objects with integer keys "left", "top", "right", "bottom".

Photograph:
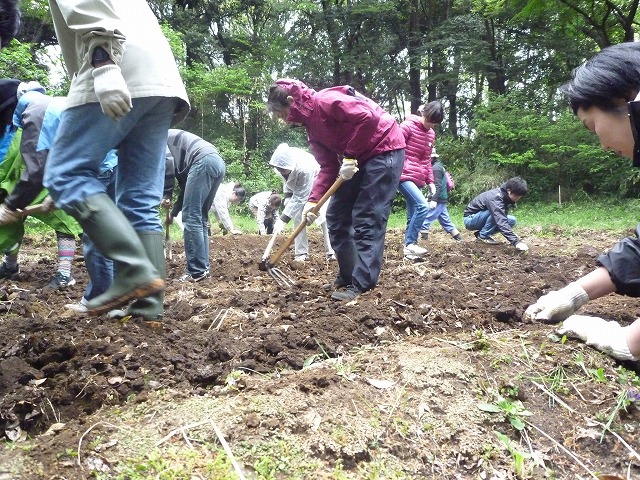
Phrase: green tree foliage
[{"left": 2, "top": 0, "right": 638, "bottom": 201}]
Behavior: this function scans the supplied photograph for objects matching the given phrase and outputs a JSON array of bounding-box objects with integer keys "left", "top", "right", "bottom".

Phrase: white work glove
[
  {"left": 302, "top": 202, "right": 318, "bottom": 224},
  {"left": 0, "top": 203, "right": 21, "bottom": 225},
  {"left": 92, "top": 64, "right": 132, "bottom": 120},
  {"left": 273, "top": 218, "right": 286, "bottom": 235},
  {"left": 428, "top": 200, "right": 437, "bottom": 209},
  {"left": 515, "top": 241, "right": 529, "bottom": 252},
  {"left": 557, "top": 315, "right": 638, "bottom": 361},
  {"left": 524, "top": 282, "right": 589, "bottom": 323},
  {"left": 428, "top": 183, "right": 436, "bottom": 196},
  {"left": 339, "top": 158, "right": 359, "bottom": 180}
]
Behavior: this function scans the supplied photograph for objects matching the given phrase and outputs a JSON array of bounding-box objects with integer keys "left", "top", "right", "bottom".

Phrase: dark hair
[
  {"left": 421, "top": 101, "right": 444, "bottom": 124},
  {"left": 0, "top": 0, "right": 20, "bottom": 48},
  {"left": 561, "top": 42, "right": 640, "bottom": 114},
  {"left": 267, "top": 84, "right": 289, "bottom": 114},
  {"left": 232, "top": 184, "right": 246, "bottom": 201},
  {"left": 268, "top": 193, "right": 282, "bottom": 208},
  {"left": 505, "top": 177, "right": 528, "bottom": 196}
]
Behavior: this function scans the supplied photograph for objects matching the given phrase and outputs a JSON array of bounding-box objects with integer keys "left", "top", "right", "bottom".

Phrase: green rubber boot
[
  {"left": 72, "top": 194, "right": 164, "bottom": 316},
  {"left": 121, "top": 231, "right": 165, "bottom": 320}
]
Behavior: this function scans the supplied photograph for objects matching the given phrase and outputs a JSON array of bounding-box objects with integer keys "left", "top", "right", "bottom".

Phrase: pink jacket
[
  {"left": 276, "top": 79, "right": 405, "bottom": 202},
  {"left": 399, "top": 115, "right": 435, "bottom": 187}
]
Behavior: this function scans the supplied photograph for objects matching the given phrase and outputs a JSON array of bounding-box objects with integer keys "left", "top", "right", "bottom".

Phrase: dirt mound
[{"left": 0, "top": 228, "right": 638, "bottom": 478}]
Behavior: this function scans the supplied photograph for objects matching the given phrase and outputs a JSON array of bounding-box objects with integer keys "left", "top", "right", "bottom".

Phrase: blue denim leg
[
  {"left": 82, "top": 167, "right": 116, "bottom": 300},
  {"left": 436, "top": 206, "right": 458, "bottom": 233},
  {"left": 44, "top": 97, "right": 177, "bottom": 232},
  {"left": 463, "top": 210, "right": 516, "bottom": 238},
  {"left": 182, "top": 153, "right": 225, "bottom": 275},
  {"left": 421, "top": 203, "right": 446, "bottom": 232},
  {"left": 327, "top": 149, "right": 404, "bottom": 291},
  {"left": 398, "top": 181, "right": 429, "bottom": 245}
]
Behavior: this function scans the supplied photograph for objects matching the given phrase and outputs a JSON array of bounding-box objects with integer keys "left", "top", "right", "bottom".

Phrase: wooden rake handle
[
  {"left": 261, "top": 230, "right": 279, "bottom": 262},
  {"left": 268, "top": 176, "right": 344, "bottom": 267}
]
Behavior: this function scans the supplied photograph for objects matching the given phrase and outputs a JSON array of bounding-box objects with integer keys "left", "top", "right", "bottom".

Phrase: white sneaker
[
  {"left": 293, "top": 254, "right": 308, "bottom": 262},
  {"left": 403, "top": 243, "right": 427, "bottom": 259},
  {"left": 65, "top": 297, "right": 88, "bottom": 313}
]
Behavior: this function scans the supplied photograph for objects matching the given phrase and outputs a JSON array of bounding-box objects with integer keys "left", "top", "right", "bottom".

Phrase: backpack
[{"left": 445, "top": 171, "right": 455, "bottom": 191}]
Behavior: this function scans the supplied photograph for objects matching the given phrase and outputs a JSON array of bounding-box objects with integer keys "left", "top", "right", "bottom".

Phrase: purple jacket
[
  {"left": 276, "top": 79, "right": 405, "bottom": 202},
  {"left": 399, "top": 114, "right": 435, "bottom": 187}
]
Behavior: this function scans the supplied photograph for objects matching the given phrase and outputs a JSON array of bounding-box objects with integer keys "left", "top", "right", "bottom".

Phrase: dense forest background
[{"left": 3, "top": 0, "right": 640, "bottom": 205}]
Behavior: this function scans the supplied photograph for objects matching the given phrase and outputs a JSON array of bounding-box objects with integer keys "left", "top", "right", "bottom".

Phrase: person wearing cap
[
  {"left": 266, "top": 80, "right": 405, "bottom": 301},
  {"left": 0, "top": 80, "right": 83, "bottom": 290},
  {"left": 419, "top": 148, "right": 462, "bottom": 242},
  {"left": 269, "top": 142, "right": 334, "bottom": 262},
  {"left": 525, "top": 42, "right": 640, "bottom": 362},
  {"left": 161, "top": 129, "right": 226, "bottom": 283},
  {"left": 398, "top": 101, "right": 443, "bottom": 260},
  {"left": 41, "top": 0, "right": 190, "bottom": 320},
  {"left": 0, "top": 80, "right": 121, "bottom": 297},
  {"left": 0, "top": 0, "right": 21, "bottom": 48}
]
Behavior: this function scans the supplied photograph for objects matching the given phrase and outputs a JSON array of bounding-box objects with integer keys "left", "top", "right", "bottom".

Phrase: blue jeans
[
  {"left": 463, "top": 210, "right": 516, "bottom": 238},
  {"left": 421, "top": 203, "right": 457, "bottom": 233},
  {"left": 327, "top": 149, "right": 404, "bottom": 292},
  {"left": 82, "top": 167, "right": 116, "bottom": 301},
  {"left": 398, "top": 180, "right": 429, "bottom": 245},
  {"left": 44, "top": 97, "right": 177, "bottom": 232},
  {"left": 182, "top": 153, "right": 225, "bottom": 275}
]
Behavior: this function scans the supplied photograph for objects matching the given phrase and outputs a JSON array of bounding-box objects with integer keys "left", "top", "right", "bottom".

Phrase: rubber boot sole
[{"left": 87, "top": 278, "right": 165, "bottom": 316}]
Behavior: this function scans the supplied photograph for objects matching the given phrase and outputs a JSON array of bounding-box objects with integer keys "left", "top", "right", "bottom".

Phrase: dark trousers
[
  {"left": 264, "top": 217, "right": 274, "bottom": 234},
  {"left": 326, "top": 148, "right": 404, "bottom": 292}
]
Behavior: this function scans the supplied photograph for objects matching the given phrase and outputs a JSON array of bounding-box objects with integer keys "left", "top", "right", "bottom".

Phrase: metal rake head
[{"left": 266, "top": 265, "right": 296, "bottom": 288}]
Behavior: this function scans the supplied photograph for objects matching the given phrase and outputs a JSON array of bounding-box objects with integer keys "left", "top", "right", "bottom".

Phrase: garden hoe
[{"left": 259, "top": 176, "right": 344, "bottom": 288}]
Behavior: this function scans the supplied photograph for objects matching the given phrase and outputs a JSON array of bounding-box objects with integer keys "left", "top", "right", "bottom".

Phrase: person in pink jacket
[
  {"left": 267, "top": 79, "right": 405, "bottom": 301},
  {"left": 398, "top": 102, "right": 443, "bottom": 259}
]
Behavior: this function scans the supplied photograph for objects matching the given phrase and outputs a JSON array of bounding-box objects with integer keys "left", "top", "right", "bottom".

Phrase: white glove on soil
[
  {"left": 0, "top": 203, "right": 21, "bottom": 225},
  {"left": 339, "top": 158, "right": 359, "bottom": 180},
  {"left": 557, "top": 315, "right": 638, "bottom": 361},
  {"left": 303, "top": 202, "right": 318, "bottom": 224},
  {"left": 524, "top": 282, "right": 589, "bottom": 323},
  {"left": 273, "top": 218, "right": 286, "bottom": 235},
  {"left": 428, "top": 183, "right": 436, "bottom": 196},
  {"left": 515, "top": 241, "right": 529, "bottom": 252},
  {"left": 92, "top": 65, "right": 132, "bottom": 120}
]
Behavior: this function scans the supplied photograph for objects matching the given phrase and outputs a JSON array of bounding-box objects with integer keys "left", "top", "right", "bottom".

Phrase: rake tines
[{"left": 267, "top": 266, "right": 296, "bottom": 288}]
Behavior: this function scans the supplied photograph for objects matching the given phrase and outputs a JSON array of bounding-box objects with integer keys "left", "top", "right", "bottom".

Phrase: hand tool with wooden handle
[{"left": 261, "top": 176, "right": 343, "bottom": 271}]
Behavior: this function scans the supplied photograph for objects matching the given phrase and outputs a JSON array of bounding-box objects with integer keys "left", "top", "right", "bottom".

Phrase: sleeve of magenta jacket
[{"left": 308, "top": 140, "right": 340, "bottom": 203}]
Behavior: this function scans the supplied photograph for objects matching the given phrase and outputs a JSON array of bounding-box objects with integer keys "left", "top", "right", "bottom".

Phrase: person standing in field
[
  {"left": 525, "top": 41, "right": 640, "bottom": 362},
  {"left": 267, "top": 79, "right": 405, "bottom": 301},
  {"left": 42, "top": 0, "right": 190, "bottom": 320},
  {"left": 398, "top": 101, "right": 443, "bottom": 260},
  {"left": 269, "top": 142, "right": 334, "bottom": 261},
  {"left": 162, "top": 129, "right": 226, "bottom": 283},
  {"left": 419, "top": 148, "right": 462, "bottom": 242}
]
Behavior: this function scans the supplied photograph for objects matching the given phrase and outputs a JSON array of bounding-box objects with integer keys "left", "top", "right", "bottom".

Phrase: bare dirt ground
[{"left": 0, "top": 226, "right": 639, "bottom": 479}]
